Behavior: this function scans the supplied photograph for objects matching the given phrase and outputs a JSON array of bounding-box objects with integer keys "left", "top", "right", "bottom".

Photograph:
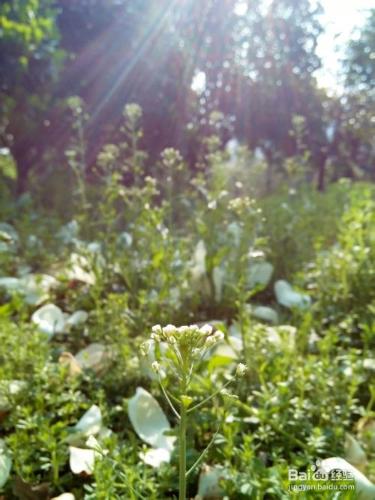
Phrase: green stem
[
  {"left": 366, "top": 389, "right": 375, "bottom": 413},
  {"left": 158, "top": 376, "right": 180, "bottom": 420},
  {"left": 187, "top": 378, "right": 233, "bottom": 414},
  {"left": 179, "top": 400, "right": 187, "bottom": 500},
  {"left": 185, "top": 425, "right": 220, "bottom": 478},
  {"left": 51, "top": 447, "right": 59, "bottom": 486}
]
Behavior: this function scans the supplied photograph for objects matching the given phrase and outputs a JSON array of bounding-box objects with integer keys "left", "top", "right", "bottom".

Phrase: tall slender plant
[{"left": 141, "top": 324, "right": 247, "bottom": 500}]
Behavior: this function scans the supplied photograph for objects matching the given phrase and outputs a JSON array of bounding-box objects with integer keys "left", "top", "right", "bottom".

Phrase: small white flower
[
  {"left": 236, "top": 363, "right": 247, "bottom": 377},
  {"left": 178, "top": 326, "right": 190, "bottom": 335},
  {"left": 163, "top": 324, "right": 177, "bottom": 337},
  {"left": 152, "top": 361, "right": 161, "bottom": 374},
  {"left": 200, "top": 324, "right": 213, "bottom": 336},
  {"left": 213, "top": 331, "right": 225, "bottom": 342},
  {"left": 221, "top": 388, "right": 231, "bottom": 396},
  {"left": 152, "top": 325, "right": 162, "bottom": 335},
  {"left": 221, "top": 389, "right": 239, "bottom": 400},
  {"left": 205, "top": 336, "right": 218, "bottom": 348},
  {"left": 140, "top": 340, "right": 153, "bottom": 357}
]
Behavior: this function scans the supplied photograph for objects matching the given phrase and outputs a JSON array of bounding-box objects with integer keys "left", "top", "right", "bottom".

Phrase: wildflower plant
[
  {"left": 121, "top": 103, "right": 147, "bottom": 185},
  {"left": 141, "top": 324, "right": 247, "bottom": 500},
  {"left": 65, "top": 96, "right": 89, "bottom": 214}
]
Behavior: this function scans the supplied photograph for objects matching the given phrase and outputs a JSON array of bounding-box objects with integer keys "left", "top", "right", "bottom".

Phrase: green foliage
[
  {"left": 345, "top": 9, "right": 375, "bottom": 91},
  {"left": 260, "top": 180, "right": 371, "bottom": 278},
  {"left": 305, "top": 186, "right": 375, "bottom": 346},
  {"left": 0, "top": 0, "right": 60, "bottom": 89},
  {"left": 1, "top": 135, "right": 375, "bottom": 497}
]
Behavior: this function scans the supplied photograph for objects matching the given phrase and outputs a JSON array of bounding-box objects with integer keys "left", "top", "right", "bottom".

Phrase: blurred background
[{"left": 0, "top": 0, "right": 374, "bottom": 200}]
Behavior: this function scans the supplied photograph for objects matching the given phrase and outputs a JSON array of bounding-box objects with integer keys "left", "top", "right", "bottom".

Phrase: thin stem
[
  {"left": 366, "top": 389, "right": 375, "bottom": 413},
  {"left": 185, "top": 425, "right": 220, "bottom": 478},
  {"left": 166, "top": 388, "right": 180, "bottom": 404},
  {"left": 158, "top": 376, "right": 180, "bottom": 420},
  {"left": 179, "top": 376, "right": 187, "bottom": 500},
  {"left": 165, "top": 357, "right": 183, "bottom": 381},
  {"left": 171, "top": 344, "right": 185, "bottom": 370},
  {"left": 187, "top": 378, "right": 233, "bottom": 414}
]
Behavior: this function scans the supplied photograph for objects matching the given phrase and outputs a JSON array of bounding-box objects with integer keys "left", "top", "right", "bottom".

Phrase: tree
[
  {"left": 179, "top": 0, "right": 328, "bottom": 189},
  {"left": 1, "top": 0, "right": 207, "bottom": 191},
  {"left": 327, "top": 8, "right": 375, "bottom": 181},
  {"left": 0, "top": 0, "right": 343, "bottom": 192},
  {"left": 235, "top": 0, "right": 326, "bottom": 187},
  {"left": 345, "top": 8, "right": 375, "bottom": 91},
  {"left": 0, "top": 0, "right": 62, "bottom": 193},
  {"left": 55, "top": 0, "right": 198, "bottom": 166}
]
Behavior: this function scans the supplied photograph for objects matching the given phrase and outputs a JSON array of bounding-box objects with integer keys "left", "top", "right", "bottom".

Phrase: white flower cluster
[
  {"left": 228, "top": 196, "right": 256, "bottom": 215},
  {"left": 235, "top": 362, "right": 247, "bottom": 377},
  {"left": 140, "top": 323, "right": 226, "bottom": 377},
  {"left": 140, "top": 324, "right": 248, "bottom": 386},
  {"left": 150, "top": 323, "right": 224, "bottom": 350}
]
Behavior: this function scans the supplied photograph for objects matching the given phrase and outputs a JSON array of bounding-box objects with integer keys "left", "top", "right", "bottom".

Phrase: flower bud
[
  {"left": 200, "top": 324, "right": 213, "bottom": 336},
  {"left": 192, "top": 348, "right": 202, "bottom": 359},
  {"left": 152, "top": 361, "right": 161, "bottom": 374},
  {"left": 181, "top": 395, "right": 193, "bottom": 408},
  {"left": 204, "top": 335, "right": 218, "bottom": 348},
  {"left": 221, "top": 389, "right": 239, "bottom": 400},
  {"left": 213, "top": 331, "right": 224, "bottom": 342},
  {"left": 152, "top": 324, "right": 162, "bottom": 335},
  {"left": 236, "top": 363, "right": 247, "bottom": 377},
  {"left": 140, "top": 340, "right": 152, "bottom": 356},
  {"left": 190, "top": 324, "right": 200, "bottom": 333},
  {"left": 163, "top": 324, "right": 177, "bottom": 336},
  {"left": 178, "top": 326, "right": 190, "bottom": 335}
]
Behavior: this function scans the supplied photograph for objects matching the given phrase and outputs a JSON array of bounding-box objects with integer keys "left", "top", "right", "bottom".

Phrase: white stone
[
  {"left": 274, "top": 280, "right": 311, "bottom": 309},
  {"left": 31, "top": 303, "right": 65, "bottom": 338}
]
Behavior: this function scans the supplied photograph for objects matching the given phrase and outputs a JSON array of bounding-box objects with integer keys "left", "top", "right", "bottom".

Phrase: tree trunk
[
  {"left": 11, "top": 140, "right": 38, "bottom": 195},
  {"left": 316, "top": 152, "right": 326, "bottom": 191}
]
